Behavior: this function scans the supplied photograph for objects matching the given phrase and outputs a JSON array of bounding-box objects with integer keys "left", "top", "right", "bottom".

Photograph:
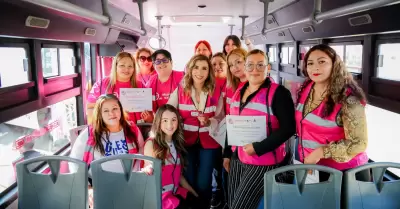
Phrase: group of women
[{"left": 69, "top": 34, "right": 369, "bottom": 209}]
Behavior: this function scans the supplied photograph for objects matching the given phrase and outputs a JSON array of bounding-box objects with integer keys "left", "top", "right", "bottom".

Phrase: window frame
[
  {"left": 0, "top": 42, "right": 32, "bottom": 88},
  {"left": 41, "top": 43, "right": 77, "bottom": 80},
  {"left": 279, "top": 43, "right": 296, "bottom": 68}
]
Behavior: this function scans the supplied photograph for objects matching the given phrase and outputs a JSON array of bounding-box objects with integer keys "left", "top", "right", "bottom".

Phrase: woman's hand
[
  {"left": 197, "top": 115, "right": 210, "bottom": 127},
  {"left": 141, "top": 111, "right": 154, "bottom": 123},
  {"left": 191, "top": 190, "right": 199, "bottom": 197},
  {"left": 88, "top": 186, "right": 94, "bottom": 208},
  {"left": 223, "top": 158, "right": 231, "bottom": 172},
  {"left": 141, "top": 165, "right": 154, "bottom": 175},
  {"left": 243, "top": 144, "right": 256, "bottom": 156},
  {"left": 304, "top": 147, "right": 324, "bottom": 165}
]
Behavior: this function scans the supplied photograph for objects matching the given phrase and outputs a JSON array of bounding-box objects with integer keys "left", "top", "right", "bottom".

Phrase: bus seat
[
  {"left": 16, "top": 156, "right": 88, "bottom": 209},
  {"left": 68, "top": 125, "right": 88, "bottom": 147},
  {"left": 344, "top": 162, "right": 400, "bottom": 209},
  {"left": 90, "top": 154, "right": 162, "bottom": 209},
  {"left": 264, "top": 164, "right": 342, "bottom": 209}
]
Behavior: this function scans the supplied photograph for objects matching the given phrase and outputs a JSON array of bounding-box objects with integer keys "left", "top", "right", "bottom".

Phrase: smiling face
[
  {"left": 228, "top": 53, "right": 246, "bottom": 80},
  {"left": 116, "top": 57, "right": 135, "bottom": 82},
  {"left": 138, "top": 51, "right": 152, "bottom": 70},
  {"left": 160, "top": 110, "right": 178, "bottom": 138},
  {"left": 154, "top": 53, "right": 172, "bottom": 77},
  {"left": 245, "top": 53, "right": 267, "bottom": 85},
  {"left": 306, "top": 50, "right": 333, "bottom": 84},
  {"left": 196, "top": 43, "right": 211, "bottom": 58},
  {"left": 224, "top": 39, "right": 237, "bottom": 55},
  {"left": 101, "top": 99, "right": 121, "bottom": 127},
  {"left": 192, "top": 60, "right": 210, "bottom": 85},
  {"left": 212, "top": 56, "right": 227, "bottom": 79}
]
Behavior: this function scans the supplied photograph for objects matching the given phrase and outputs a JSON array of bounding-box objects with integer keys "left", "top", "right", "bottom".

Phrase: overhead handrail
[
  {"left": 21, "top": 0, "right": 147, "bottom": 36},
  {"left": 246, "top": 0, "right": 400, "bottom": 38},
  {"left": 260, "top": 0, "right": 271, "bottom": 36},
  {"left": 239, "top": 15, "right": 248, "bottom": 40},
  {"left": 229, "top": 24, "right": 235, "bottom": 35}
]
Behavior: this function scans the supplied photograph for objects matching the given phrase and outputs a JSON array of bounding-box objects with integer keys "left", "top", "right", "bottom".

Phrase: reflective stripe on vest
[
  {"left": 297, "top": 104, "right": 337, "bottom": 128},
  {"left": 230, "top": 101, "right": 274, "bottom": 115}
]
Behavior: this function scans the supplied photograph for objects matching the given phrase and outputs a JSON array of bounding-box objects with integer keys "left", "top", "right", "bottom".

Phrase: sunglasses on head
[
  {"left": 154, "top": 58, "right": 170, "bottom": 65},
  {"left": 139, "top": 56, "right": 152, "bottom": 62}
]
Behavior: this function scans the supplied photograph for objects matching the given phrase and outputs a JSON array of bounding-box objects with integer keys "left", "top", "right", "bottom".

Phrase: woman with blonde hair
[
  {"left": 136, "top": 48, "right": 157, "bottom": 86},
  {"left": 87, "top": 52, "right": 153, "bottom": 124}
]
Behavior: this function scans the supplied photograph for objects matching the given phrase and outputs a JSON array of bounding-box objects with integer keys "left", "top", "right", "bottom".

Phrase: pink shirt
[
  {"left": 136, "top": 71, "right": 157, "bottom": 87},
  {"left": 87, "top": 77, "right": 144, "bottom": 124},
  {"left": 147, "top": 71, "right": 184, "bottom": 112}
]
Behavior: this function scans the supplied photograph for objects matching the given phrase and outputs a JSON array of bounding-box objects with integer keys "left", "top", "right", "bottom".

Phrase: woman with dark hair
[
  {"left": 296, "top": 44, "right": 369, "bottom": 181},
  {"left": 222, "top": 35, "right": 241, "bottom": 56},
  {"left": 143, "top": 104, "right": 198, "bottom": 209}
]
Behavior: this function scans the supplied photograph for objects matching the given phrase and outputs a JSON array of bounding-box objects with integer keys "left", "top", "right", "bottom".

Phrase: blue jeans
[{"left": 184, "top": 145, "right": 219, "bottom": 204}]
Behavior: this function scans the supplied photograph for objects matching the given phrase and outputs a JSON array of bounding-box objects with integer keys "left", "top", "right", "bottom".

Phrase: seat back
[
  {"left": 90, "top": 154, "right": 162, "bottom": 209},
  {"left": 264, "top": 164, "right": 342, "bottom": 209},
  {"left": 16, "top": 156, "right": 88, "bottom": 209},
  {"left": 344, "top": 162, "right": 400, "bottom": 209},
  {"left": 68, "top": 125, "right": 88, "bottom": 147}
]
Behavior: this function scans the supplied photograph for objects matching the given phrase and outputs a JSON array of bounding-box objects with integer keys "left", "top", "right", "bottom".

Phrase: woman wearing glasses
[
  {"left": 136, "top": 48, "right": 157, "bottom": 87},
  {"left": 226, "top": 49, "right": 295, "bottom": 209},
  {"left": 87, "top": 52, "right": 152, "bottom": 124},
  {"left": 147, "top": 49, "right": 184, "bottom": 113}
]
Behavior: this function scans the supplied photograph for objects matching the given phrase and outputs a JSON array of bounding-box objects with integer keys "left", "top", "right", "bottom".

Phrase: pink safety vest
[
  {"left": 147, "top": 139, "right": 188, "bottom": 209},
  {"left": 82, "top": 125, "right": 143, "bottom": 169},
  {"left": 230, "top": 83, "right": 286, "bottom": 166},
  {"left": 295, "top": 81, "right": 368, "bottom": 171},
  {"left": 88, "top": 77, "right": 143, "bottom": 124},
  {"left": 225, "top": 82, "right": 246, "bottom": 115},
  {"left": 148, "top": 71, "right": 184, "bottom": 112},
  {"left": 177, "top": 85, "right": 221, "bottom": 149}
]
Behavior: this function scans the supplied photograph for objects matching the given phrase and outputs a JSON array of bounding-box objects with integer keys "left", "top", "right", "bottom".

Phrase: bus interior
[{"left": 0, "top": 0, "right": 400, "bottom": 208}]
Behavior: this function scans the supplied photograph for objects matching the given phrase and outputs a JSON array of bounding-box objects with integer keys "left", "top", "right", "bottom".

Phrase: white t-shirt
[
  {"left": 69, "top": 127, "right": 144, "bottom": 174},
  {"left": 166, "top": 141, "right": 177, "bottom": 160}
]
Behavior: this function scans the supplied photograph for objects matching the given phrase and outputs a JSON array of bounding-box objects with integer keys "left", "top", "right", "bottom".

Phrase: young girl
[
  {"left": 167, "top": 54, "right": 225, "bottom": 208},
  {"left": 87, "top": 52, "right": 153, "bottom": 124},
  {"left": 136, "top": 48, "right": 157, "bottom": 87},
  {"left": 143, "top": 104, "right": 198, "bottom": 209}
]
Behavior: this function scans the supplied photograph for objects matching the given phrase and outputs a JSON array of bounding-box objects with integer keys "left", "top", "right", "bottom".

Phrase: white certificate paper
[
  {"left": 226, "top": 115, "right": 266, "bottom": 146},
  {"left": 210, "top": 118, "right": 227, "bottom": 148},
  {"left": 119, "top": 88, "right": 152, "bottom": 112}
]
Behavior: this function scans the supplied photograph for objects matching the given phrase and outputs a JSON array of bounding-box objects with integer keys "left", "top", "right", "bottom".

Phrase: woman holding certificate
[
  {"left": 226, "top": 49, "right": 296, "bottom": 209},
  {"left": 87, "top": 52, "right": 153, "bottom": 125},
  {"left": 167, "top": 54, "right": 225, "bottom": 209},
  {"left": 296, "top": 44, "right": 369, "bottom": 181}
]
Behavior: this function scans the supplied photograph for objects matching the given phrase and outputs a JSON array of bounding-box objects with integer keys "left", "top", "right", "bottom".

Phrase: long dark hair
[
  {"left": 149, "top": 104, "right": 186, "bottom": 165},
  {"left": 297, "top": 44, "right": 366, "bottom": 117},
  {"left": 223, "top": 35, "right": 241, "bottom": 56},
  {"left": 92, "top": 94, "right": 138, "bottom": 155}
]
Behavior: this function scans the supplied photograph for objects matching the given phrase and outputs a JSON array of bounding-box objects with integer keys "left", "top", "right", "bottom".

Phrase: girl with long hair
[
  {"left": 87, "top": 52, "right": 153, "bottom": 124},
  {"left": 143, "top": 104, "right": 198, "bottom": 209},
  {"left": 136, "top": 48, "right": 157, "bottom": 87},
  {"left": 296, "top": 44, "right": 369, "bottom": 180},
  {"left": 222, "top": 35, "right": 241, "bottom": 56}
]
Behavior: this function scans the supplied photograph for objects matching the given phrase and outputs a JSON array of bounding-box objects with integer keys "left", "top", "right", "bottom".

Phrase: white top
[
  {"left": 167, "top": 86, "right": 225, "bottom": 136},
  {"left": 69, "top": 126, "right": 144, "bottom": 175},
  {"left": 166, "top": 141, "right": 177, "bottom": 161}
]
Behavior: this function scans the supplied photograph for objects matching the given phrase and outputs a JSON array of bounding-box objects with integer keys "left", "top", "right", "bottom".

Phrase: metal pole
[
  {"left": 229, "top": 24, "right": 235, "bottom": 35},
  {"left": 135, "top": 0, "right": 147, "bottom": 36},
  {"left": 21, "top": 0, "right": 146, "bottom": 35},
  {"left": 246, "top": 0, "right": 400, "bottom": 38},
  {"left": 156, "top": 16, "right": 163, "bottom": 48},
  {"left": 239, "top": 15, "right": 248, "bottom": 40},
  {"left": 260, "top": 0, "right": 270, "bottom": 35}
]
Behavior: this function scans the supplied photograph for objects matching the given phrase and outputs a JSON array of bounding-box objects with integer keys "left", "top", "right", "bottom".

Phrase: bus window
[
  {"left": 0, "top": 97, "right": 77, "bottom": 192},
  {"left": 345, "top": 45, "right": 363, "bottom": 73},
  {"left": 330, "top": 45, "right": 344, "bottom": 60},
  {"left": 366, "top": 105, "right": 400, "bottom": 176},
  {"left": 377, "top": 43, "right": 400, "bottom": 81},
  {"left": 42, "top": 48, "right": 76, "bottom": 78},
  {"left": 268, "top": 46, "right": 276, "bottom": 63},
  {"left": 0, "top": 47, "right": 29, "bottom": 88},
  {"left": 281, "top": 45, "right": 294, "bottom": 64}
]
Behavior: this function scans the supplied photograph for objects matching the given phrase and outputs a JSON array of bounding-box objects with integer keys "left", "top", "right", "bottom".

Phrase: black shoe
[{"left": 210, "top": 191, "right": 222, "bottom": 208}]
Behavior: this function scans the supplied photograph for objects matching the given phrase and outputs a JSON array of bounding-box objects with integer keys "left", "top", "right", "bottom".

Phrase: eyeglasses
[
  {"left": 139, "top": 56, "right": 152, "bottom": 62},
  {"left": 154, "top": 58, "right": 170, "bottom": 65},
  {"left": 245, "top": 63, "right": 267, "bottom": 72}
]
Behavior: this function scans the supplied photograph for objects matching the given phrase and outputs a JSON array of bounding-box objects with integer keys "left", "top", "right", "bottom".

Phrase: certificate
[
  {"left": 226, "top": 115, "right": 266, "bottom": 146},
  {"left": 210, "top": 118, "right": 227, "bottom": 148},
  {"left": 119, "top": 88, "right": 152, "bottom": 112},
  {"left": 293, "top": 160, "right": 320, "bottom": 184}
]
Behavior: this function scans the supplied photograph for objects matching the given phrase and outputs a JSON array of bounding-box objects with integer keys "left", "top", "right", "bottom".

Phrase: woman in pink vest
[
  {"left": 147, "top": 49, "right": 184, "bottom": 113},
  {"left": 143, "top": 104, "right": 198, "bottom": 209},
  {"left": 69, "top": 94, "right": 144, "bottom": 208},
  {"left": 167, "top": 54, "right": 225, "bottom": 208},
  {"left": 226, "top": 49, "right": 295, "bottom": 209},
  {"left": 87, "top": 52, "right": 153, "bottom": 124},
  {"left": 211, "top": 52, "right": 228, "bottom": 96},
  {"left": 296, "top": 44, "right": 369, "bottom": 181},
  {"left": 136, "top": 48, "right": 157, "bottom": 87}
]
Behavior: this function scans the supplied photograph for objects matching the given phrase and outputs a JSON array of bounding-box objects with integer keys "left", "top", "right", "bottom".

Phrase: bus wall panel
[
  {"left": 0, "top": 89, "right": 30, "bottom": 110},
  {"left": 44, "top": 79, "right": 75, "bottom": 96}
]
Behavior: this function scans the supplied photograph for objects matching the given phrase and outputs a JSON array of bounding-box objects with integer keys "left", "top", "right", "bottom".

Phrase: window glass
[
  {"left": 0, "top": 97, "right": 77, "bottom": 192},
  {"left": 269, "top": 71, "right": 279, "bottom": 84},
  {"left": 0, "top": 47, "right": 29, "bottom": 88},
  {"left": 330, "top": 45, "right": 344, "bottom": 60},
  {"left": 377, "top": 43, "right": 400, "bottom": 81},
  {"left": 345, "top": 45, "right": 363, "bottom": 73},
  {"left": 288, "top": 46, "right": 295, "bottom": 64},
  {"left": 268, "top": 46, "right": 276, "bottom": 63},
  {"left": 366, "top": 105, "right": 400, "bottom": 176},
  {"left": 42, "top": 48, "right": 58, "bottom": 78},
  {"left": 59, "top": 48, "right": 75, "bottom": 76},
  {"left": 282, "top": 46, "right": 289, "bottom": 64}
]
